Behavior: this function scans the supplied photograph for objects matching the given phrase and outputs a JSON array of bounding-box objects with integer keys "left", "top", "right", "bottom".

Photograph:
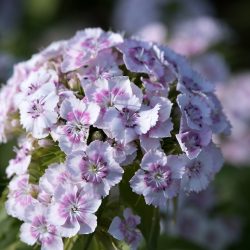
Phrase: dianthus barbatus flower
[
  {"left": 181, "top": 143, "right": 224, "bottom": 193},
  {"left": 79, "top": 49, "right": 122, "bottom": 87},
  {"left": 5, "top": 174, "right": 38, "bottom": 220},
  {"left": 61, "top": 28, "right": 123, "bottom": 73},
  {"left": 39, "top": 163, "right": 73, "bottom": 195},
  {"left": 20, "top": 203, "right": 63, "bottom": 250},
  {"left": 67, "top": 140, "right": 124, "bottom": 197},
  {"left": 6, "top": 137, "right": 34, "bottom": 178},
  {"left": 130, "top": 150, "right": 185, "bottom": 208},
  {"left": 48, "top": 183, "right": 101, "bottom": 237},
  {"left": 176, "top": 117, "right": 212, "bottom": 159},
  {"left": 108, "top": 208, "right": 143, "bottom": 250},
  {"left": 20, "top": 82, "right": 59, "bottom": 139},
  {"left": 177, "top": 93, "right": 211, "bottom": 131},
  {"left": 57, "top": 95, "right": 100, "bottom": 154}
]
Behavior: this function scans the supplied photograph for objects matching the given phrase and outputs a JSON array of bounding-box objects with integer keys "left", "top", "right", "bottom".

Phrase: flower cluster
[{"left": 1, "top": 28, "right": 229, "bottom": 249}]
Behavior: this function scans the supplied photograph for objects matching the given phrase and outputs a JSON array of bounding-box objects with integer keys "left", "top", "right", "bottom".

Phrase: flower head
[
  {"left": 67, "top": 140, "right": 123, "bottom": 197},
  {"left": 108, "top": 208, "right": 143, "bottom": 250},
  {"left": 57, "top": 96, "right": 100, "bottom": 154},
  {"left": 20, "top": 82, "right": 59, "bottom": 139},
  {"left": 20, "top": 203, "right": 63, "bottom": 250},
  {"left": 130, "top": 150, "right": 185, "bottom": 207},
  {"left": 48, "top": 183, "right": 101, "bottom": 237}
]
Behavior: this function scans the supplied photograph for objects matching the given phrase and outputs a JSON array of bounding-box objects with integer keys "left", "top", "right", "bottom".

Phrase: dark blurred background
[
  {"left": 0, "top": 0, "right": 250, "bottom": 71},
  {"left": 0, "top": 0, "right": 250, "bottom": 250}
]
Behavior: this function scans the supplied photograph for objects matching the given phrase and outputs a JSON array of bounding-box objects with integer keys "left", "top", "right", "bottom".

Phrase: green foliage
[{"left": 29, "top": 143, "right": 66, "bottom": 184}]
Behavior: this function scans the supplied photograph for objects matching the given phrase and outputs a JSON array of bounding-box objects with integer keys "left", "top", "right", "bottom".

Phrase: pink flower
[
  {"left": 177, "top": 93, "right": 211, "bottom": 131},
  {"left": 181, "top": 143, "right": 224, "bottom": 192},
  {"left": 107, "top": 138, "right": 137, "bottom": 166},
  {"left": 67, "top": 140, "right": 123, "bottom": 197},
  {"left": 39, "top": 163, "right": 72, "bottom": 195},
  {"left": 140, "top": 96, "right": 173, "bottom": 152},
  {"left": 48, "top": 183, "right": 101, "bottom": 237},
  {"left": 20, "top": 203, "right": 63, "bottom": 250},
  {"left": 117, "top": 39, "right": 164, "bottom": 77},
  {"left": 108, "top": 208, "right": 143, "bottom": 250},
  {"left": 5, "top": 174, "right": 38, "bottom": 220},
  {"left": 102, "top": 92, "right": 160, "bottom": 143},
  {"left": 79, "top": 49, "right": 122, "bottom": 87},
  {"left": 57, "top": 95, "right": 100, "bottom": 154},
  {"left": 176, "top": 117, "right": 212, "bottom": 159},
  {"left": 20, "top": 82, "right": 59, "bottom": 139},
  {"left": 130, "top": 150, "right": 185, "bottom": 207},
  {"left": 6, "top": 137, "right": 33, "bottom": 177},
  {"left": 61, "top": 28, "right": 123, "bottom": 73}
]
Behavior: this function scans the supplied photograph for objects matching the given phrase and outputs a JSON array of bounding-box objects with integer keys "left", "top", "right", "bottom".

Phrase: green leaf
[{"left": 29, "top": 144, "right": 65, "bottom": 184}]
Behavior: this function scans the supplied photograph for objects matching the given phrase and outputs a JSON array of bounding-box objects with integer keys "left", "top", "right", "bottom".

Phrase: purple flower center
[
  {"left": 28, "top": 98, "right": 45, "bottom": 118},
  {"left": 64, "top": 122, "right": 89, "bottom": 143},
  {"left": 181, "top": 132, "right": 201, "bottom": 151},
  {"left": 80, "top": 155, "right": 108, "bottom": 184},
  {"left": 129, "top": 47, "right": 155, "bottom": 66},
  {"left": 144, "top": 164, "right": 172, "bottom": 191},
  {"left": 31, "top": 215, "right": 57, "bottom": 244},
  {"left": 119, "top": 108, "right": 139, "bottom": 128},
  {"left": 59, "top": 193, "right": 83, "bottom": 220}
]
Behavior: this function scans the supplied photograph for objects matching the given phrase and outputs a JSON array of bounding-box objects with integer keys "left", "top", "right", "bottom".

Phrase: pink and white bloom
[
  {"left": 107, "top": 138, "right": 137, "bottom": 166},
  {"left": 140, "top": 96, "right": 173, "bottom": 152},
  {"left": 117, "top": 39, "right": 170, "bottom": 81},
  {"left": 57, "top": 96, "right": 100, "bottom": 154},
  {"left": 20, "top": 82, "right": 59, "bottom": 139},
  {"left": 6, "top": 137, "right": 33, "bottom": 177},
  {"left": 177, "top": 67, "right": 214, "bottom": 94},
  {"left": 39, "top": 163, "right": 73, "bottom": 195},
  {"left": 79, "top": 50, "right": 122, "bottom": 87},
  {"left": 108, "top": 208, "right": 143, "bottom": 250},
  {"left": 176, "top": 129, "right": 211, "bottom": 159},
  {"left": 176, "top": 118, "right": 212, "bottom": 159},
  {"left": 101, "top": 82, "right": 160, "bottom": 143},
  {"left": 5, "top": 174, "right": 38, "bottom": 220},
  {"left": 181, "top": 143, "right": 224, "bottom": 192},
  {"left": 67, "top": 140, "right": 123, "bottom": 197},
  {"left": 48, "top": 183, "right": 101, "bottom": 237},
  {"left": 61, "top": 28, "right": 123, "bottom": 73},
  {"left": 17, "top": 65, "right": 59, "bottom": 103},
  {"left": 130, "top": 150, "right": 185, "bottom": 207},
  {"left": 177, "top": 93, "right": 211, "bottom": 131},
  {"left": 85, "top": 76, "right": 138, "bottom": 126},
  {"left": 20, "top": 203, "right": 63, "bottom": 250}
]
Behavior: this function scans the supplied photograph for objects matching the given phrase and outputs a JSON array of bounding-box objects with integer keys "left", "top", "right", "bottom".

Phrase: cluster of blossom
[
  {"left": 0, "top": 28, "right": 229, "bottom": 250},
  {"left": 163, "top": 188, "right": 241, "bottom": 250}
]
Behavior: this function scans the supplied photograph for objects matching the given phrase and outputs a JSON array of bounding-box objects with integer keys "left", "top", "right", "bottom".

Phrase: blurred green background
[{"left": 0, "top": 0, "right": 250, "bottom": 249}]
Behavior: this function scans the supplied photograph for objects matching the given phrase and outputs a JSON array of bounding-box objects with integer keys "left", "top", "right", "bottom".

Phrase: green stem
[
  {"left": 83, "top": 233, "right": 94, "bottom": 250},
  {"left": 64, "top": 235, "right": 78, "bottom": 250},
  {"left": 147, "top": 207, "right": 159, "bottom": 250}
]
